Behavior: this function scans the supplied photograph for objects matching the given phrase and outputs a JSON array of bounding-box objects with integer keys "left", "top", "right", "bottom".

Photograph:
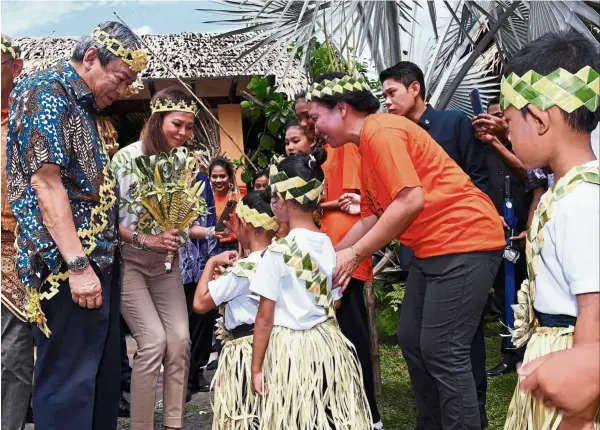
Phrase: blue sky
[{"left": 2, "top": 1, "right": 239, "bottom": 37}]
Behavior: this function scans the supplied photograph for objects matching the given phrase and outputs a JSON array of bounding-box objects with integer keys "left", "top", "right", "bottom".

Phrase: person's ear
[
  {"left": 83, "top": 47, "right": 99, "bottom": 71},
  {"left": 411, "top": 81, "right": 421, "bottom": 99},
  {"left": 526, "top": 105, "right": 550, "bottom": 136},
  {"left": 11, "top": 58, "right": 23, "bottom": 78},
  {"left": 338, "top": 102, "right": 347, "bottom": 118}
]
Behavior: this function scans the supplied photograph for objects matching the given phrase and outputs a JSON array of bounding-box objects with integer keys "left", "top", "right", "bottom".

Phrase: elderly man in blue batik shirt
[
  {"left": 380, "top": 61, "right": 491, "bottom": 429},
  {"left": 6, "top": 21, "right": 145, "bottom": 430},
  {"left": 180, "top": 169, "right": 219, "bottom": 400}
]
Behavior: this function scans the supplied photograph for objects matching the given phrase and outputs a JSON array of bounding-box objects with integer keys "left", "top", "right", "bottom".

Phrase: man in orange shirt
[
  {"left": 295, "top": 93, "right": 382, "bottom": 428},
  {"left": 307, "top": 72, "right": 505, "bottom": 429},
  {"left": 0, "top": 35, "right": 34, "bottom": 430}
]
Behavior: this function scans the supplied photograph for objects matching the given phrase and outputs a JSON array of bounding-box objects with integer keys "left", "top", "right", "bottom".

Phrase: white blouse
[
  {"left": 250, "top": 228, "right": 340, "bottom": 331},
  {"left": 209, "top": 250, "right": 262, "bottom": 330}
]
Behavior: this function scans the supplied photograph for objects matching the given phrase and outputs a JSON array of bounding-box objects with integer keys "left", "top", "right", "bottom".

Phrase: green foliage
[
  {"left": 386, "top": 283, "right": 406, "bottom": 313},
  {"left": 374, "top": 280, "right": 406, "bottom": 339},
  {"left": 238, "top": 76, "right": 297, "bottom": 186}
]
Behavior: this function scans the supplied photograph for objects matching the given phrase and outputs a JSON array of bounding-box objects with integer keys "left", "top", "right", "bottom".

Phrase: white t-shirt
[
  {"left": 208, "top": 251, "right": 262, "bottom": 330},
  {"left": 250, "top": 228, "right": 337, "bottom": 331},
  {"left": 533, "top": 160, "right": 600, "bottom": 317}
]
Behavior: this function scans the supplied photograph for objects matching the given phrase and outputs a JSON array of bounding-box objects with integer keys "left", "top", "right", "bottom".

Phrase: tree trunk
[{"left": 365, "top": 281, "right": 381, "bottom": 396}]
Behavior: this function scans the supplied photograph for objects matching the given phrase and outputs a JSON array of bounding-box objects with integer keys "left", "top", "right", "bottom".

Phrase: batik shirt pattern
[{"left": 6, "top": 60, "right": 119, "bottom": 289}]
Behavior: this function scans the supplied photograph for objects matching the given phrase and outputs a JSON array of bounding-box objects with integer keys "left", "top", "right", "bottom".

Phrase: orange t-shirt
[
  {"left": 359, "top": 113, "right": 505, "bottom": 258},
  {"left": 214, "top": 193, "right": 237, "bottom": 243},
  {"left": 321, "top": 144, "right": 373, "bottom": 282}
]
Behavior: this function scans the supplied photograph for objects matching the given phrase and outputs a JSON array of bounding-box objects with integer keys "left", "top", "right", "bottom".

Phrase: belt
[
  {"left": 230, "top": 323, "right": 255, "bottom": 339},
  {"left": 536, "top": 311, "right": 576, "bottom": 328}
]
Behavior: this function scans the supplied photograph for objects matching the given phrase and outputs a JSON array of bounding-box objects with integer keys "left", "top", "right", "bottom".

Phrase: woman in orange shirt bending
[
  {"left": 306, "top": 72, "right": 505, "bottom": 430},
  {"left": 286, "top": 102, "right": 383, "bottom": 427}
]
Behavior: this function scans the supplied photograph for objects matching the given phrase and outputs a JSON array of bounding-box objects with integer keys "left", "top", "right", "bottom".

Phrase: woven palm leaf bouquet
[{"left": 133, "top": 147, "right": 208, "bottom": 272}]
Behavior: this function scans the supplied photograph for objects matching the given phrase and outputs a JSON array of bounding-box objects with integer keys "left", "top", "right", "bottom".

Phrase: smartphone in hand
[
  {"left": 215, "top": 200, "right": 237, "bottom": 232},
  {"left": 470, "top": 88, "right": 485, "bottom": 116}
]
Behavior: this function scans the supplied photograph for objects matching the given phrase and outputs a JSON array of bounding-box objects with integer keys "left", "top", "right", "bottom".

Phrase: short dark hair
[
  {"left": 241, "top": 190, "right": 274, "bottom": 218},
  {"left": 310, "top": 72, "right": 380, "bottom": 114},
  {"left": 487, "top": 96, "right": 500, "bottom": 109},
  {"left": 294, "top": 90, "right": 307, "bottom": 101},
  {"left": 273, "top": 149, "right": 327, "bottom": 211},
  {"left": 208, "top": 156, "right": 235, "bottom": 180},
  {"left": 505, "top": 29, "right": 599, "bottom": 133},
  {"left": 379, "top": 61, "right": 426, "bottom": 100},
  {"left": 253, "top": 170, "right": 269, "bottom": 182}
]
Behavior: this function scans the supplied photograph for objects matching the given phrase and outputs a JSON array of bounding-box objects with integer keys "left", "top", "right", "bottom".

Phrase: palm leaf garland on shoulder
[
  {"left": 132, "top": 147, "right": 209, "bottom": 272},
  {"left": 268, "top": 237, "right": 335, "bottom": 317}
]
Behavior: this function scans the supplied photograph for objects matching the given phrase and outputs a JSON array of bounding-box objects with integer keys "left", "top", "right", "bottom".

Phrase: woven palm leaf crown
[
  {"left": 269, "top": 162, "right": 324, "bottom": 205},
  {"left": 1, "top": 36, "right": 21, "bottom": 59},
  {"left": 150, "top": 98, "right": 199, "bottom": 115},
  {"left": 91, "top": 27, "right": 148, "bottom": 73},
  {"left": 236, "top": 201, "right": 279, "bottom": 232},
  {"left": 306, "top": 75, "right": 371, "bottom": 101},
  {"left": 500, "top": 66, "right": 599, "bottom": 113}
]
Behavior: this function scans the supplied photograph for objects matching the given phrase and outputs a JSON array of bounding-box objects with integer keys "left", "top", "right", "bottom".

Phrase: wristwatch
[{"left": 67, "top": 255, "right": 90, "bottom": 272}]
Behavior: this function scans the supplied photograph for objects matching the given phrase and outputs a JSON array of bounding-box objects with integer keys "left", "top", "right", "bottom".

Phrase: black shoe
[
  {"left": 486, "top": 361, "right": 515, "bottom": 378},
  {"left": 206, "top": 359, "right": 218, "bottom": 371},
  {"left": 26, "top": 406, "right": 34, "bottom": 423},
  {"left": 121, "top": 376, "right": 131, "bottom": 393},
  {"left": 198, "top": 370, "right": 210, "bottom": 392},
  {"left": 118, "top": 394, "right": 131, "bottom": 418}
]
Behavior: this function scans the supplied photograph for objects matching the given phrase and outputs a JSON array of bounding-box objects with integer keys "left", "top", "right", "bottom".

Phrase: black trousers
[
  {"left": 184, "top": 283, "right": 218, "bottom": 387},
  {"left": 491, "top": 258, "right": 527, "bottom": 360},
  {"left": 398, "top": 250, "right": 502, "bottom": 430},
  {"left": 32, "top": 260, "right": 121, "bottom": 430},
  {"left": 336, "top": 278, "right": 381, "bottom": 424}
]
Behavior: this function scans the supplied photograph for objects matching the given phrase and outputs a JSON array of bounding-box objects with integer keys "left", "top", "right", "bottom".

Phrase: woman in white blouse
[{"left": 111, "top": 87, "right": 228, "bottom": 430}]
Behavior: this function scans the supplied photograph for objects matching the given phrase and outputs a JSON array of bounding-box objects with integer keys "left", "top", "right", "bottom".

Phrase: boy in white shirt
[
  {"left": 193, "top": 191, "right": 279, "bottom": 430},
  {"left": 500, "top": 29, "right": 599, "bottom": 430},
  {"left": 250, "top": 151, "right": 372, "bottom": 429}
]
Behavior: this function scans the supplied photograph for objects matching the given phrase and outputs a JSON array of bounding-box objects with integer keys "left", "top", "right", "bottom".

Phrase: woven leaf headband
[
  {"left": 151, "top": 98, "right": 199, "bottom": 115},
  {"left": 269, "top": 163, "right": 324, "bottom": 205},
  {"left": 1, "top": 36, "right": 21, "bottom": 59},
  {"left": 306, "top": 75, "right": 371, "bottom": 101},
  {"left": 500, "top": 66, "right": 599, "bottom": 113},
  {"left": 91, "top": 28, "right": 148, "bottom": 73},
  {"left": 236, "top": 201, "right": 279, "bottom": 231}
]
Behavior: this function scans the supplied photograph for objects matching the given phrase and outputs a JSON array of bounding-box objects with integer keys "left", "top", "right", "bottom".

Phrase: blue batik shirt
[
  {"left": 179, "top": 172, "right": 218, "bottom": 285},
  {"left": 5, "top": 60, "right": 119, "bottom": 290}
]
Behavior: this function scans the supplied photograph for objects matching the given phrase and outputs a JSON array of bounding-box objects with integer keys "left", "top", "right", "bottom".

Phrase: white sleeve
[
  {"left": 249, "top": 249, "right": 285, "bottom": 301},
  {"left": 208, "top": 273, "right": 249, "bottom": 306},
  {"left": 556, "top": 183, "right": 600, "bottom": 296}
]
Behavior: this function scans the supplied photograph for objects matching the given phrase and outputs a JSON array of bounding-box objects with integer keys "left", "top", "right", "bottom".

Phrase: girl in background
[{"left": 209, "top": 157, "right": 239, "bottom": 252}]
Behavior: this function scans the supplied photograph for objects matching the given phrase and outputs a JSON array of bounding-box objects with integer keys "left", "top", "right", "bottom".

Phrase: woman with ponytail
[{"left": 249, "top": 151, "right": 372, "bottom": 428}]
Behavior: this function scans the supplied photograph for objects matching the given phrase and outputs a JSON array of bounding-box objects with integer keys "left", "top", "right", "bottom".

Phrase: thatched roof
[{"left": 14, "top": 32, "right": 307, "bottom": 98}]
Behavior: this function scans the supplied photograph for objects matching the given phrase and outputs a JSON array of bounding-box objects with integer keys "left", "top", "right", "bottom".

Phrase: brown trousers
[{"left": 121, "top": 245, "right": 190, "bottom": 430}]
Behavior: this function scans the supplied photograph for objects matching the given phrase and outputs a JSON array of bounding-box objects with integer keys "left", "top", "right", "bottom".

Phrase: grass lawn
[{"left": 378, "top": 323, "right": 518, "bottom": 430}]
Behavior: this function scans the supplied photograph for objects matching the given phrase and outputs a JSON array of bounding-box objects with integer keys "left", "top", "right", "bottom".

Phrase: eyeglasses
[{"left": 1, "top": 60, "right": 12, "bottom": 66}]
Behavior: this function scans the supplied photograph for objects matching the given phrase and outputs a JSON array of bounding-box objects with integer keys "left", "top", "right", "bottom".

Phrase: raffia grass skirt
[
  {"left": 211, "top": 334, "right": 261, "bottom": 430},
  {"left": 259, "top": 318, "right": 372, "bottom": 430},
  {"left": 504, "top": 326, "right": 600, "bottom": 430}
]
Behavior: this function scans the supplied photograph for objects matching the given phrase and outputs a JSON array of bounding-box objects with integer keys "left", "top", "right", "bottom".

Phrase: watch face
[{"left": 68, "top": 256, "right": 89, "bottom": 271}]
